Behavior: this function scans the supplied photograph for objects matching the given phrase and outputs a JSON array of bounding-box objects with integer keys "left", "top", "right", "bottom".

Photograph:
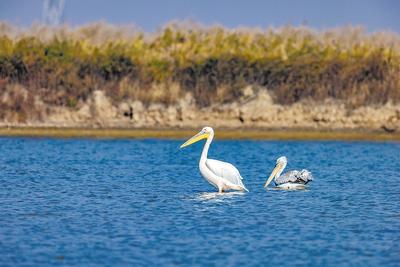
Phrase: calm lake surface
[{"left": 0, "top": 137, "right": 399, "bottom": 266}]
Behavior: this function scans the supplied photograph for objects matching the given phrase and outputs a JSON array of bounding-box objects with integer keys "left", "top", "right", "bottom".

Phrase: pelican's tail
[
  {"left": 300, "top": 169, "right": 313, "bottom": 183},
  {"left": 241, "top": 185, "right": 249, "bottom": 192},
  {"left": 228, "top": 182, "right": 249, "bottom": 192},
  {"left": 238, "top": 175, "right": 249, "bottom": 192},
  {"left": 237, "top": 183, "right": 249, "bottom": 192}
]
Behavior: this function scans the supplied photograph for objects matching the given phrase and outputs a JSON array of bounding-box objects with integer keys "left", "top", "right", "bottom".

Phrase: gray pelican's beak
[{"left": 264, "top": 163, "right": 279, "bottom": 188}]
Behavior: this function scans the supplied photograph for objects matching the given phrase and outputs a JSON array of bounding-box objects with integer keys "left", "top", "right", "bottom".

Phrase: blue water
[{"left": 0, "top": 138, "right": 399, "bottom": 266}]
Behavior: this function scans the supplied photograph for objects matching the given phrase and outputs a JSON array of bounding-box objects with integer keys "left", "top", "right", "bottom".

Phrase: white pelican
[
  {"left": 264, "top": 156, "right": 313, "bottom": 189},
  {"left": 180, "top": 127, "right": 248, "bottom": 193}
]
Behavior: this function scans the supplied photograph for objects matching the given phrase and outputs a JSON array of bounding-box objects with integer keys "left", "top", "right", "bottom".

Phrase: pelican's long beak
[
  {"left": 264, "top": 164, "right": 280, "bottom": 188},
  {"left": 180, "top": 131, "right": 210, "bottom": 148}
]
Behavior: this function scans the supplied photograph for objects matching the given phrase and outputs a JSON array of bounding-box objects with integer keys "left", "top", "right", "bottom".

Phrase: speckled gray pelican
[{"left": 264, "top": 156, "right": 313, "bottom": 189}]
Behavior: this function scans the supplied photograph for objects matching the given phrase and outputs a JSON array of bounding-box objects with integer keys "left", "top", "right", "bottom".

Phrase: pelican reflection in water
[
  {"left": 264, "top": 156, "right": 313, "bottom": 189},
  {"left": 180, "top": 127, "right": 249, "bottom": 193},
  {"left": 196, "top": 191, "right": 245, "bottom": 201}
]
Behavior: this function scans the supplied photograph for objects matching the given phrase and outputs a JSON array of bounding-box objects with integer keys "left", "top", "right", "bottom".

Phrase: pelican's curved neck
[{"left": 200, "top": 132, "right": 214, "bottom": 164}]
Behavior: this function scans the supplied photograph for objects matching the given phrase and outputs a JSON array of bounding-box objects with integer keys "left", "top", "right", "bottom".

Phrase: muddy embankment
[{"left": 1, "top": 85, "right": 399, "bottom": 133}]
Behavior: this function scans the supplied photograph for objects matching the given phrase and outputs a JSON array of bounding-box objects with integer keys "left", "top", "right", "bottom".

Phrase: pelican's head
[
  {"left": 180, "top": 127, "right": 214, "bottom": 148},
  {"left": 276, "top": 156, "right": 287, "bottom": 165},
  {"left": 264, "top": 156, "right": 287, "bottom": 188}
]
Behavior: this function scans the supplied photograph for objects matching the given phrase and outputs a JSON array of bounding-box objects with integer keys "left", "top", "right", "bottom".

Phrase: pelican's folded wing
[
  {"left": 275, "top": 170, "right": 301, "bottom": 185},
  {"left": 206, "top": 159, "right": 244, "bottom": 187}
]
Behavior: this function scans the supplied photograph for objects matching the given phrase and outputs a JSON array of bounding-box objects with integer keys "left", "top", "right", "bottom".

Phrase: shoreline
[{"left": 0, "top": 127, "right": 399, "bottom": 141}]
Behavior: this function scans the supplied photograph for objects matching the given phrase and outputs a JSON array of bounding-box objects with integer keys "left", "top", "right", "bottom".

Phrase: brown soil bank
[{"left": 0, "top": 89, "right": 399, "bottom": 139}]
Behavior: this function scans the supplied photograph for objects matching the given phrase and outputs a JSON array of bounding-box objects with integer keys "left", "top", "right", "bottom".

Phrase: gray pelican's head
[
  {"left": 264, "top": 156, "right": 287, "bottom": 188},
  {"left": 180, "top": 126, "right": 214, "bottom": 148}
]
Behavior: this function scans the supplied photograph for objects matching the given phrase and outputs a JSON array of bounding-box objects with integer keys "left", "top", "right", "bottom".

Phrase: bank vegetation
[{"left": 0, "top": 22, "right": 399, "bottom": 123}]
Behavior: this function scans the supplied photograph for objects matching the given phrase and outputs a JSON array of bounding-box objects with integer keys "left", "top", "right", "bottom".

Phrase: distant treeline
[{"left": 0, "top": 22, "right": 399, "bottom": 110}]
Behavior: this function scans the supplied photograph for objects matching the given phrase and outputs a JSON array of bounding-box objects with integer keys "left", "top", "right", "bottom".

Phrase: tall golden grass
[{"left": 0, "top": 21, "right": 399, "bottom": 120}]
